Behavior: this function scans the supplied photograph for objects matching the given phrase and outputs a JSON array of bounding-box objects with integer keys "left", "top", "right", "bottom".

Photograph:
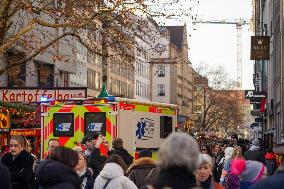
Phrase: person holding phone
[{"left": 82, "top": 133, "right": 107, "bottom": 179}]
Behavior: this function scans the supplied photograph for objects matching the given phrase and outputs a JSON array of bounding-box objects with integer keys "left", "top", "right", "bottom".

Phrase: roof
[{"left": 166, "top": 26, "right": 185, "bottom": 49}]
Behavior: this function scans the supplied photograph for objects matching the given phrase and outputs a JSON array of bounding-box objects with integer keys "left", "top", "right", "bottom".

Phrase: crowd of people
[{"left": 0, "top": 132, "right": 284, "bottom": 189}]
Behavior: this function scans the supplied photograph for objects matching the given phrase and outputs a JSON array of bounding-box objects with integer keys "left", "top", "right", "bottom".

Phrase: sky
[{"left": 187, "top": 0, "right": 254, "bottom": 89}]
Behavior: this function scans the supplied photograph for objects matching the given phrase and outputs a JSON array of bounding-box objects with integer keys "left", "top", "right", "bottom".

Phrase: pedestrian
[
  {"left": 108, "top": 138, "right": 133, "bottom": 167},
  {"left": 244, "top": 139, "right": 265, "bottom": 164},
  {"left": 195, "top": 153, "right": 224, "bottom": 189},
  {"left": 127, "top": 149, "right": 158, "bottom": 189},
  {"left": 264, "top": 149, "right": 278, "bottom": 175},
  {"left": 1, "top": 135, "right": 34, "bottom": 189},
  {"left": 0, "top": 163, "right": 11, "bottom": 189},
  {"left": 26, "top": 139, "right": 38, "bottom": 161},
  {"left": 219, "top": 147, "right": 234, "bottom": 186},
  {"left": 75, "top": 151, "right": 94, "bottom": 189},
  {"left": 94, "top": 154, "right": 138, "bottom": 189},
  {"left": 45, "top": 138, "right": 60, "bottom": 159},
  {"left": 153, "top": 132, "right": 200, "bottom": 189},
  {"left": 82, "top": 134, "right": 107, "bottom": 179},
  {"left": 213, "top": 144, "right": 225, "bottom": 182},
  {"left": 231, "top": 159, "right": 267, "bottom": 189},
  {"left": 35, "top": 146, "right": 81, "bottom": 189},
  {"left": 249, "top": 144, "right": 284, "bottom": 189},
  {"left": 224, "top": 146, "right": 244, "bottom": 189}
]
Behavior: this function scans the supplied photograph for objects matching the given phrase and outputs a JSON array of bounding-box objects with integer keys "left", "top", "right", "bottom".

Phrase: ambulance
[{"left": 40, "top": 96, "right": 177, "bottom": 159}]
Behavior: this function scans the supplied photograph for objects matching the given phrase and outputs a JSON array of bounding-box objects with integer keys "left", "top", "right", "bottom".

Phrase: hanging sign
[{"left": 250, "top": 36, "right": 270, "bottom": 60}]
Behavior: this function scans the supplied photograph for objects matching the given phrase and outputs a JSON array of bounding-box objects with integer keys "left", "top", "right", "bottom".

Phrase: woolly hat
[
  {"left": 224, "top": 147, "right": 234, "bottom": 160},
  {"left": 231, "top": 159, "right": 265, "bottom": 183}
]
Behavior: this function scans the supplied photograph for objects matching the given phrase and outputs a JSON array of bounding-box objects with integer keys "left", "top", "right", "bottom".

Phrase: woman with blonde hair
[
  {"left": 1, "top": 135, "right": 34, "bottom": 189},
  {"left": 232, "top": 146, "right": 243, "bottom": 159}
]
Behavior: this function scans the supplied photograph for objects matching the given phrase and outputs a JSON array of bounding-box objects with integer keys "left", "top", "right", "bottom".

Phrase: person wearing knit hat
[
  {"left": 231, "top": 159, "right": 267, "bottom": 189},
  {"left": 219, "top": 147, "right": 234, "bottom": 186}
]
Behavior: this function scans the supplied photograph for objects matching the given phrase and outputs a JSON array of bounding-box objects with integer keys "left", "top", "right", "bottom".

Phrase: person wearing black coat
[
  {"left": 1, "top": 136, "right": 34, "bottom": 189},
  {"left": 108, "top": 138, "right": 133, "bottom": 167},
  {"left": 0, "top": 163, "right": 11, "bottom": 189},
  {"left": 75, "top": 152, "right": 94, "bottom": 189},
  {"left": 36, "top": 159, "right": 81, "bottom": 189},
  {"left": 35, "top": 147, "right": 81, "bottom": 189},
  {"left": 244, "top": 139, "right": 265, "bottom": 164}
]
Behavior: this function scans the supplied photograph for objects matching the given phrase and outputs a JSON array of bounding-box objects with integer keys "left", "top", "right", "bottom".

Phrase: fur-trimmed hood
[{"left": 126, "top": 157, "right": 156, "bottom": 174}]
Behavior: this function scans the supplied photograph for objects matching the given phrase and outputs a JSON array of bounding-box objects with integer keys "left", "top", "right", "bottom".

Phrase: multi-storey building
[
  {"left": 151, "top": 25, "right": 194, "bottom": 123},
  {"left": 251, "top": 0, "right": 284, "bottom": 145}
]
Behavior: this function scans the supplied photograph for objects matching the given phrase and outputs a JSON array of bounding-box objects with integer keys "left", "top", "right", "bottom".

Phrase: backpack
[{"left": 138, "top": 168, "right": 155, "bottom": 189}]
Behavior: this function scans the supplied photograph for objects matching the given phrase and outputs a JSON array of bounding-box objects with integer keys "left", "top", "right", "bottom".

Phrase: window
[
  {"left": 38, "top": 64, "right": 54, "bottom": 87},
  {"left": 158, "top": 84, "right": 165, "bottom": 96},
  {"left": 7, "top": 52, "right": 26, "bottom": 87},
  {"left": 158, "top": 66, "right": 165, "bottom": 77},
  {"left": 160, "top": 116, "right": 173, "bottom": 138},
  {"left": 84, "top": 112, "right": 106, "bottom": 136},
  {"left": 63, "top": 73, "right": 69, "bottom": 87},
  {"left": 53, "top": 113, "right": 74, "bottom": 137}
]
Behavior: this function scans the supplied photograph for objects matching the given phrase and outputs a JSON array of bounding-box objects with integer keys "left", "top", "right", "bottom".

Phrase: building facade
[{"left": 252, "top": 0, "right": 284, "bottom": 145}]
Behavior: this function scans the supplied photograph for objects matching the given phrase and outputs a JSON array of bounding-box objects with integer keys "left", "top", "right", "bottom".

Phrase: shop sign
[
  {"left": 0, "top": 88, "right": 87, "bottom": 103},
  {"left": 10, "top": 129, "right": 40, "bottom": 136},
  {"left": 245, "top": 90, "right": 266, "bottom": 102},
  {"left": 251, "top": 36, "right": 270, "bottom": 60}
]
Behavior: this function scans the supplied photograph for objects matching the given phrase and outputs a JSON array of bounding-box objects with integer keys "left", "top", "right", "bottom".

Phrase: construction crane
[{"left": 192, "top": 19, "right": 249, "bottom": 89}]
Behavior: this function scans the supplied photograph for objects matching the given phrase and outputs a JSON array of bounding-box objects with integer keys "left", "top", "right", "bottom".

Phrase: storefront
[
  {"left": 0, "top": 87, "right": 87, "bottom": 155},
  {"left": 0, "top": 108, "right": 10, "bottom": 149}
]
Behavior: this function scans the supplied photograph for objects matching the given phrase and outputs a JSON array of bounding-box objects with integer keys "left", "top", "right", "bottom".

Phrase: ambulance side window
[
  {"left": 84, "top": 112, "right": 106, "bottom": 136},
  {"left": 160, "top": 116, "right": 173, "bottom": 138},
  {"left": 53, "top": 113, "right": 74, "bottom": 137}
]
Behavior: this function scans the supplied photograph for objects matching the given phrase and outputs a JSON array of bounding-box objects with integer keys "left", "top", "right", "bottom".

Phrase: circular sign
[{"left": 155, "top": 43, "right": 166, "bottom": 53}]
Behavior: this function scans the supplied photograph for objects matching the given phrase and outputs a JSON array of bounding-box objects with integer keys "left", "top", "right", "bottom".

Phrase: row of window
[
  {"left": 110, "top": 58, "right": 134, "bottom": 80},
  {"left": 110, "top": 78, "right": 133, "bottom": 98},
  {"left": 136, "top": 45, "right": 150, "bottom": 61},
  {"left": 137, "top": 62, "right": 150, "bottom": 78},
  {"left": 87, "top": 69, "right": 101, "bottom": 90},
  {"left": 7, "top": 63, "right": 56, "bottom": 88},
  {"left": 135, "top": 80, "right": 150, "bottom": 99}
]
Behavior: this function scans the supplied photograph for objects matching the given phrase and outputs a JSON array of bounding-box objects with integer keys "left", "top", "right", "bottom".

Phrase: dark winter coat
[
  {"left": 79, "top": 168, "right": 94, "bottom": 189},
  {"left": 0, "top": 163, "right": 11, "bottom": 189},
  {"left": 88, "top": 147, "right": 107, "bottom": 179},
  {"left": 244, "top": 150, "right": 265, "bottom": 164},
  {"left": 127, "top": 157, "right": 158, "bottom": 188},
  {"left": 35, "top": 159, "right": 81, "bottom": 189},
  {"left": 1, "top": 150, "right": 34, "bottom": 189},
  {"left": 153, "top": 166, "right": 197, "bottom": 189},
  {"left": 249, "top": 164, "right": 284, "bottom": 189},
  {"left": 109, "top": 147, "right": 133, "bottom": 167}
]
